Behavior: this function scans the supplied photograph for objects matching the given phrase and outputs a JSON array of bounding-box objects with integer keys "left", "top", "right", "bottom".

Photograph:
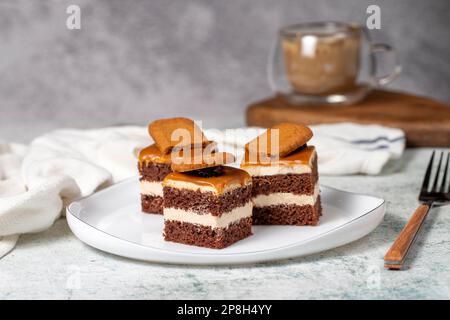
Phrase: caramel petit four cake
[
  {"left": 241, "top": 123, "right": 322, "bottom": 225},
  {"left": 138, "top": 117, "right": 215, "bottom": 214},
  {"left": 162, "top": 153, "right": 253, "bottom": 249},
  {"left": 138, "top": 144, "right": 172, "bottom": 214}
]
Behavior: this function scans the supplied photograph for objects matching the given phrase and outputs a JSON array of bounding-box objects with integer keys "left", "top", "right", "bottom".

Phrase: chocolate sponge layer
[
  {"left": 252, "top": 196, "right": 322, "bottom": 225},
  {"left": 164, "top": 217, "right": 252, "bottom": 249},
  {"left": 139, "top": 162, "right": 170, "bottom": 214},
  {"left": 141, "top": 194, "right": 163, "bottom": 214},
  {"left": 139, "top": 162, "right": 172, "bottom": 182},
  {"left": 251, "top": 173, "right": 315, "bottom": 196},
  {"left": 163, "top": 185, "right": 252, "bottom": 216},
  {"left": 250, "top": 154, "right": 318, "bottom": 196}
]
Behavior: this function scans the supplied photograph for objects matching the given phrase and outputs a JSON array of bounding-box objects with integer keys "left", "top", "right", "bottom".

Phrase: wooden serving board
[{"left": 246, "top": 90, "right": 450, "bottom": 147}]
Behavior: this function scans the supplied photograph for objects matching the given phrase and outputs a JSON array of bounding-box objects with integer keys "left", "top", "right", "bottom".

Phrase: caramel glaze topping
[
  {"left": 138, "top": 144, "right": 172, "bottom": 164},
  {"left": 163, "top": 166, "right": 251, "bottom": 193},
  {"left": 241, "top": 146, "right": 315, "bottom": 167},
  {"left": 139, "top": 143, "right": 220, "bottom": 165}
]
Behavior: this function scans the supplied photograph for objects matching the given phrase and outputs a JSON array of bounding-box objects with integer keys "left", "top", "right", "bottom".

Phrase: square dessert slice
[
  {"left": 138, "top": 144, "right": 173, "bottom": 214},
  {"left": 241, "top": 145, "right": 322, "bottom": 225},
  {"left": 162, "top": 166, "right": 253, "bottom": 249}
]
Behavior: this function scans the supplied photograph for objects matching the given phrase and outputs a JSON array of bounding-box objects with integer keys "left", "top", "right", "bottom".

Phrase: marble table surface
[{"left": 1, "top": 148, "right": 449, "bottom": 300}]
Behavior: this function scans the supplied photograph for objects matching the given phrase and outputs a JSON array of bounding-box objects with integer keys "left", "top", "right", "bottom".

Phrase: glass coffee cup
[{"left": 268, "top": 22, "right": 401, "bottom": 105}]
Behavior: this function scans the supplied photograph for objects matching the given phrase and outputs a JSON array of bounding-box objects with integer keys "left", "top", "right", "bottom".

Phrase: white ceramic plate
[{"left": 67, "top": 177, "right": 385, "bottom": 265}]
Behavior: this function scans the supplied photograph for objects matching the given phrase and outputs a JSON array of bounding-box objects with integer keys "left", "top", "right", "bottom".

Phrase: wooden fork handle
[{"left": 384, "top": 203, "right": 431, "bottom": 270}]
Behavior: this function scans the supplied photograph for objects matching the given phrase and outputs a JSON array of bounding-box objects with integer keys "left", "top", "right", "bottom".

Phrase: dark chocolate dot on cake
[
  {"left": 188, "top": 166, "right": 224, "bottom": 177},
  {"left": 290, "top": 144, "right": 307, "bottom": 154}
]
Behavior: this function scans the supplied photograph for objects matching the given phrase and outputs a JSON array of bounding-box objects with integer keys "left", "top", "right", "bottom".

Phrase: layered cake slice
[
  {"left": 241, "top": 123, "right": 322, "bottom": 225},
  {"left": 138, "top": 117, "right": 214, "bottom": 214},
  {"left": 163, "top": 165, "right": 253, "bottom": 249},
  {"left": 138, "top": 144, "right": 172, "bottom": 214}
]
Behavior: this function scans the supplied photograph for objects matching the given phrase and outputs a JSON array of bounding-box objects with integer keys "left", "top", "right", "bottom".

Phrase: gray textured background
[{"left": 1, "top": 0, "right": 449, "bottom": 142}]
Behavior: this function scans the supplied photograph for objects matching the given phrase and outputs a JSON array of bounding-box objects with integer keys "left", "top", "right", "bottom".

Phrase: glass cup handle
[{"left": 371, "top": 43, "right": 402, "bottom": 86}]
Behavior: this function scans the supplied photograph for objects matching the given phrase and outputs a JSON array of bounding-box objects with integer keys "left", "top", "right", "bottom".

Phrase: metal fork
[{"left": 384, "top": 151, "right": 450, "bottom": 270}]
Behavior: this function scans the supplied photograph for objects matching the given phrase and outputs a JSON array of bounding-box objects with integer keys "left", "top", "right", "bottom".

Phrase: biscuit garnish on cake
[
  {"left": 245, "top": 122, "right": 313, "bottom": 158},
  {"left": 149, "top": 117, "right": 214, "bottom": 154}
]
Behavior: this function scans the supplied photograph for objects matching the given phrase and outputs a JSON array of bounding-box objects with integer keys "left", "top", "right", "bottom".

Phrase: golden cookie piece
[
  {"left": 170, "top": 151, "right": 235, "bottom": 172},
  {"left": 148, "top": 117, "right": 212, "bottom": 154},
  {"left": 245, "top": 123, "right": 313, "bottom": 157}
]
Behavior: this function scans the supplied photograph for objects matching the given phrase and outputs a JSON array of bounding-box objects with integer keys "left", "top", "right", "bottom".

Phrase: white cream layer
[
  {"left": 164, "top": 201, "right": 252, "bottom": 229},
  {"left": 163, "top": 179, "right": 248, "bottom": 195},
  {"left": 140, "top": 180, "right": 163, "bottom": 197},
  {"left": 242, "top": 164, "right": 311, "bottom": 177},
  {"left": 253, "top": 184, "right": 319, "bottom": 207}
]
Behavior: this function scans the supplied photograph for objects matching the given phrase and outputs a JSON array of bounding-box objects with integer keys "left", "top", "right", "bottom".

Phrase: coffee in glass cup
[{"left": 269, "top": 22, "right": 401, "bottom": 105}]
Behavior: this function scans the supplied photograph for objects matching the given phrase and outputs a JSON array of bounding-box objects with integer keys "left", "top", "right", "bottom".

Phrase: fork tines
[{"left": 420, "top": 151, "right": 450, "bottom": 201}]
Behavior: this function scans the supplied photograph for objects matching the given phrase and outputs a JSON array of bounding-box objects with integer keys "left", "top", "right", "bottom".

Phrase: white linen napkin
[
  {"left": 0, "top": 126, "right": 149, "bottom": 259},
  {"left": 0, "top": 123, "right": 405, "bottom": 258}
]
